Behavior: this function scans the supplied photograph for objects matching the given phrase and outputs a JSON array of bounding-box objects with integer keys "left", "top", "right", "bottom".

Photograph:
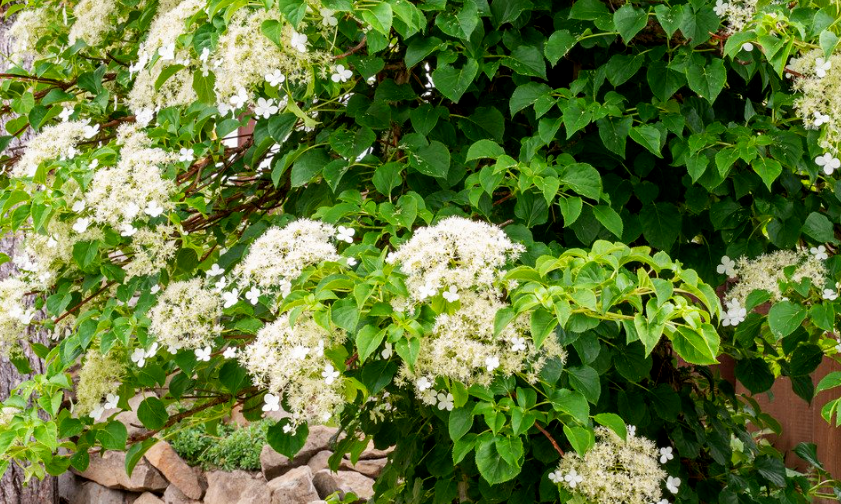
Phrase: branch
[
  {"left": 535, "top": 421, "right": 565, "bottom": 457},
  {"left": 334, "top": 36, "right": 367, "bottom": 60},
  {"left": 54, "top": 282, "right": 115, "bottom": 324}
]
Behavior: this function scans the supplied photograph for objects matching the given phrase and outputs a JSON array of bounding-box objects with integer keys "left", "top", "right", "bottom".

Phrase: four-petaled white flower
[
  {"left": 721, "top": 298, "right": 747, "bottom": 327},
  {"left": 195, "top": 346, "right": 212, "bottom": 362},
  {"left": 254, "top": 98, "right": 278, "bottom": 119},
  {"left": 291, "top": 345, "right": 309, "bottom": 360},
  {"left": 124, "top": 202, "right": 140, "bottom": 219},
  {"left": 290, "top": 31, "right": 308, "bottom": 53},
  {"left": 103, "top": 393, "right": 119, "bottom": 410},
  {"left": 263, "top": 393, "right": 280, "bottom": 412},
  {"left": 218, "top": 102, "right": 233, "bottom": 117},
  {"left": 83, "top": 123, "right": 99, "bottom": 139},
  {"left": 72, "top": 200, "right": 86, "bottom": 213},
  {"left": 230, "top": 87, "right": 249, "bottom": 109},
  {"left": 331, "top": 65, "right": 353, "bottom": 83},
  {"left": 816, "top": 153, "right": 840, "bottom": 175},
  {"left": 713, "top": 0, "right": 728, "bottom": 15},
  {"left": 207, "top": 263, "right": 225, "bottom": 276},
  {"left": 811, "top": 244, "right": 829, "bottom": 260},
  {"left": 321, "top": 8, "right": 338, "bottom": 26},
  {"left": 222, "top": 289, "right": 239, "bottom": 308},
  {"left": 178, "top": 148, "right": 193, "bottom": 163},
  {"left": 627, "top": 424, "right": 637, "bottom": 437},
  {"left": 548, "top": 469, "right": 564, "bottom": 484},
  {"left": 213, "top": 277, "right": 227, "bottom": 292},
  {"left": 823, "top": 288, "right": 838, "bottom": 301},
  {"left": 59, "top": 106, "right": 74, "bottom": 122},
  {"left": 442, "top": 286, "right": 460, "bottom": 302},
  {"left": 420, "top": 388, "right": 437, "bottom": 405},
  {"left": 158, "top": 43, "right": 175, "bottom": 61},
  {"left": 816, "top": 58, "right": 832, "bottom": 78},
  {"left": 89, "top": 404, "right": 105, "bottom": 421},
  {"left": 436, "top": 392, "right": 454, "bottom": 411},
  {"left": 347, "top": 257, "right": 358, "bottom": 267},
  {"left": 120, "top": 224, "right": 137, "bottom": 237},
  {"left": 223, "top": 347, "right": 238, "bottom": 359},
  {"left": 245, "top": 286, "right": 261, "bottom": 305},
  {"left": 814, "top": 112, "right": 831, "bottom": 127},
  {"left": 485, "top": 355, "right": 500, "bottom": 372},
  {"left": 659, "top": 446, "right": 675, "bottom": 464},
  {"left": 716, "top": 255, "right": 736, "bottom": 277},
  {"left": 322, "top": 363, "right": 341, "bottom": 384},
  {"left": 130, "top": 347, "right": 148, "bottom": 367},
  {"left": 416, "top": 376, "right": 432, "bottom": 391},
  {"left": 418, "top": 283, "right": 436, "bottom": 300},
  {"left": 741, "top": 42, "right": 754, "bottom": 52},
  {"left": 564, "top": 468, "right": 584, "bottom": 488},
  {"left": 282, "top": 423, "right": 296, "bottom": 434},
  {"left": 265, "top": 70, "right": 286, "bottom": 87},
  {"left": 145, "top": 200, "right": 164, "bottom": 218},
  {"left": 135, "top": 108, "right": 154, "bottom": 127},
  {"left": 381, "top": 342, "right": 393, "bottom": 359},
  {"left": 657, "top": 500, "right": 669, "bottom": 504},
  {"left": 72, "top": 218, "right": 90, "bottom": 234},
  {"left": 666, "top": 476, "right": 681, "bottom": 494},
  {"left": 511, "top": 337, "right": 527, "bottom": 352},
  {"left": 150, "top": 284, "right": 160, "bottom": 294},
  {"left": 336, "top": 225, "right": 355, "bottom": 243}
]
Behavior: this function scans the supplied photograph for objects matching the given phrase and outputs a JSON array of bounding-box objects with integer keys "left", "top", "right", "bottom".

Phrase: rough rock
[
  {"left": 59, "top": 471, "right": 83, "bottom": 503},
  {"left": 144, "top": 441, "right": 204, "bottom": 499},
  {"left": 311, "top": 470, "right": 343, "bottom": 500},
  {"left": 339, "top": 457, "right": 387, "bottom": 478},
  {"left": 260, "top": 426, "right": 339, "bottom": 480},
  {"left": 134, "top": 492, "right": 165, "bottom": 504},
  {"left": 306, "top": 450, "right": 332, "bottom": 473},
  {"left": 334, "top": 471, "right": 375, "bottom": 500},
  {"left": 204, "top": 470, "right": 271, "bottom": 504},
  {"left": 355, "top": 442, "right": 394, "bottom": 460},
  {"left": 267, "top": 466, "right": 320, "bottom": 504},
  {"left": 77, "top": 450, "right": 168, "bottom": 492},
  {"left": 162, "top": 484, "right": 201, "bottom": 504},
  {"left": 66, "top": 480, "right": 133, "bottom": 504}
]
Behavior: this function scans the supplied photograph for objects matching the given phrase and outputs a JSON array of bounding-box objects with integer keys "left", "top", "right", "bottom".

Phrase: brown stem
[
  {"left": 334, "top": 36, "right": 367, "bottom": 60},
  {"left": 54, "top": 282, "right": 115, "bottom": 324},
  {"left": 535, "top": 421, "right": 565, "bottom": 457}
]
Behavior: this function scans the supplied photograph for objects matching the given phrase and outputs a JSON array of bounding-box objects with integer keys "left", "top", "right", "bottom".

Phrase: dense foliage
[{"left": 3, "top": 0, "right": 841, "bottom": 502}]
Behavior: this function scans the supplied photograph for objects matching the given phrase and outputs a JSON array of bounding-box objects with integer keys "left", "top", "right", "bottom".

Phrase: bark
[{"left": 0, "top": 15, "right": 59, "bottom": 504}]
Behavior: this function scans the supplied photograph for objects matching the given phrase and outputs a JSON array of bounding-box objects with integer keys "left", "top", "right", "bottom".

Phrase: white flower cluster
[
  {"left": 123, "top": 225, "right": 179, "bottom": 279},
  {"left": 549, "top": 427, "right": 670, "bottom": 504},
  {"left": 68, "top": 0, "right": 125, "bottom": 46},
  {"left": 12, "top": 121, "right": 91, "bottom": 178},
  {"left": 76, "top": 349, "right": 124, "bottom": 417},
  {"left": 234, "top": 219, "right": 340, "bottom": 296},
  {"left": 788, "top": 49, "right": 841, "bottom": 156},
  {"left": 386, "top": 216, "right": 525, "bottom": 302},
  {"left": 713, "top": 0, "right": 759, "bottom": 33},
  {"left": 0, "top": 279, "right": 34, "bottom": 354},
  {"left": 7, "top": 7, "right": 59, "bottom": 62},
  {"left": 22, "top": 217, "right": 104, "bottom": 285},
  {"left": 148, "top": 278, "right": 223, "bottom": 352},
  {"left": 240, "top": 313, "right": 346, "bottom": 425},
  {"left": 723, "top": 249, "right": 827, "bottom": 308}
]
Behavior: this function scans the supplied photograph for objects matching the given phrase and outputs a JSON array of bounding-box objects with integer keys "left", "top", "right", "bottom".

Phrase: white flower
[
  {"left": 548, "top": 469, "right": 564, "bottom": 483},
  {"left": 130, "top": 347, "right": 147, "bottom": 367},
  {"left": 199, "top": 47, "right": 210, "bottom": 63},
  {"left": 436, "top": 392, "right": 454, "bottom": 411},
  {"left": 223, "top": 347, "right": 238, "bottom": 359},
  {"left": 47, "top": 237, "right": 57, "bottom": 248},
  {"left": 222, "top": 289, "right": 239, "bottom": 308},
  {"left": 811, "top": 244, "right": 829, "bottom": 260},
  {"left": 564, "top": 468, "right": 584, "bottom": 488},
  {"left": 485, "top": 355, "right": 500, "bottom": 372},
  {"left": 103, "top": 393, "right": 119, "bottom": 410},
  {"left": 666, "top": 476, "right": 681, "bottom": 494},
  {"left": 331, "top": 65, "right": 353, "bottom": 83},
  {"left": 322, "top": 363, "right": 340, "bottom": 384},
  {"left": 158, "top": 43, "right": 175, "bottom": 61},
  {"left": 511, "top": 337, "right": 526, "bottom": 352},
  {"left": 835, "top": 339, "right": 841, "bottom": 353},
  {"left": 417, "top": 283, "right": 436, "bottom": 300},
  {"left": 245, "top": 286, "right": 261, "bottom": 305},
  {"left": 59, "top": 106, "right": 74, "bottom": 122},
  {"left": 135, "top": 108, "right": 154, "bottom": 127},
  {"left": 195, "top": 346, "right": 212, "bottom": 362},
  {"left": 657, "top": 500, "right": 669, "bottom": 504},
  {"left": 816, "top": 153, "right": 840, "bottom": 175},
  {"left": 290, "top": 31, "right": 308, "bottom": 52},
  {"left": 89, "top": 404, "right": 105, "bottom": 421},
  {"left": 315, "top": 339, "right": 325, "bottom": 357},
  {"left": 381, "top": 342, "right": 393, "bottom": 359},
  {"left": 321, "top": 8, "right": 338, "bottom": 26},
  {"left": 347, "top": 257, "right": 358, "bottom": 267},
  {"left": 72, "top": 218, "right": 90, "bottom": 233},
  {"left": 659, "top": 446, "right": 674, "bottom": 464},
  {"left": 721, "top": 298, "right": 747, "bottom": 327},
  {"left": 207, "top": 263, "right": 225, "bottom": 277},
  {"left": 816, "top": 58, "right": 832, "bottom": 78},
  {"left": 124, "top": 202, "right": 141, "bottom": 219},
  {"left": 741, "top": 42, "right": 754, "bottom": 52},
  {"left": 823, "top": 288, "right": 838, "bottom": 301},
  {"left": 627, "top": 425, "right": 636, "bottom": 437},
  {"left": 814, "top": 112, "right": 831, "bottom": 127},
  {"left": 336, "top": 225, "right": 355, "bottom": 243},
  {"left": 254, "top": 98, "right": 278, "bottom": 119},
  {"left": 83, "top": 123, "right": 99, "bottom": 138},
  {"left": 282, "top": 423, "right": 295, "bottom": 434},
  {"left": 416, "top": 376, "right": 432, "bottom": 391},
  {"left": 145, "top": 200, "right": 164, "bottom": 218},
  {"left": 230, "top": 87, "right": 249, "bottom": 109},
  {"left": 291, "top": 345, "right": 309, "bottom": 360},
  {"left": 129, "top": 52, "right": 149, "bottom": 74},
  {"left": 150, "top": 284, "right": 160, "bottom": 294},
  {"left": 442, "top": 286, "right": 460, "bottom": 302},
  {"left": 217, "top": 102, "right": 233, "bottom": 117},
  {"left": 262, "top": 393, "right": 280, "bottom": 412},
  {"left": 265, "top": 70, "right": 286, "bottom": 87},
  {"left": 716, "top": 255, "right": 736, "bottom": 277},
  {"left": 713, "top": 0, "right": 728, "bottom": 16},
  {"left": 120, "top": 224, "right": 137, "bottom": 237},
  {"left": 72, "top": 200, "right": 86, "bottom": 213},
  {"left": 178, "top": 148, "right": 193, "bottom": 163},
  {"left": 213, "top": 277, "right": 227, "bottom": 292},
  {"left": 146, "top": 343, "right": 159, "bottom": 358},
  {"left": 420, "top": 388, "right": 437, "bottom": 405}
]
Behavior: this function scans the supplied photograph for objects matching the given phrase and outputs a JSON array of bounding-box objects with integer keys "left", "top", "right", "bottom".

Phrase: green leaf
[
  {"left": 192, "top": 70, "right": 216, "bottom": 104},
  {"left": 558, "top": 196, "right": 584, "bottom": 226},
  {"left": 219, "top": 361, "right": 248, "bottom": 393},
  {"left": 278, "top": 0, "right": 307, "bottom": 27},
  {"left": 545, "top": 30, "right": 576, "bottom": 66},
  {"left": 596, "top": 116, "right": 633, "bottom": 158},
  {"left": 137, "top": 397, "right": 168, "bottom": 430},
  {"left": 355, "top": 325, "right": 385, "bottom": 363},
  {"left": 558, "top": 163, "right": 602, "bottom": 200},
  {"left": 331, "top": 298, "right": 360, "bottom": 332},
  {"left": 767, "top": 301, "right": 807, "bottom": 340},
  {"left": 752, "top": 157, "right": 782, "bottom": 191},
  {"left": 677, "top": 5, "right": 719, "bottom": 47},
  {"left": 432, "top": 59, "right": 479, "bottom": 103},
  {"left": 372, "top": 162, "right": 404, "bottom": 195},
  {"left": 410, "top": 140, "right": 451, "bottom": 178},
  {"left": 735, "top": 358, "right": 774, "bottom": 393},
  {"left": 503, "top": 45, "right": 547, "bottom": 80},
  {"left": 593, "top": 205, "right": 623, "bottom": 238},
  {"left": 670, "top": 325, "right": 719, "bottom": 365},
  {"left": 291, "top": 148, "right": 329, "bottom": 187},
  {"left": 125, "top": 439, "right": 158, "bottom": 476},
  {"left": 530, "top": 308, "right": 557, "bottom": 349},
  {"left": 510, "top": 82, "right": 551, "bottom": 116},
  {"left": 154, "top": 64, "right": 186, "bottom": 91},
  {"left": 267, "top": 419, "right": 309, "bottom": 457},
  {"left": 98, "top": 421, "right": 127, "bottom": 450},
  {"left": 654, "top": 5, "right": 681, "bottom": 37},
  {"left": 817, "top": 371, "right": 841, "bottom": 394},
  {"left": 405, "top": 37, "right": 443, "bottom": 68},
  {"left": 563, "top": 425, "right": 594, "bottom": 456},
  {"left": 639, "top": 202, "right": 681, "bottom": 251},
  {"left": 633, "top": 313, "right": 662, "bottom": 356},
  {"left": 569, "top": 0, "right": 610, "bottom": 20},
  {"left": 605, "top": 54, "right": 644, "bottom": 87},
  {"left": 803, "top": 212, "right": 837, "bottom": 243},
  {"left": 362, "top": 1, "right": 393, "bottom": 34},
  {"left": 567, "top": 365, "right": 601, "bottom": 403},
  {"left": 466, "top": 139, "right": 505, "bottom": 161},
  {"left": 72, "top": 240, "right": 100, "bottom": 270},
  {"left": 448, "top": 407, "right": 474, "bottom": 441},
  {"left": 755, "top": 456, "right": 786, "bottom": 487},
  {"left": 475, "top": 436, "right": 521, "bottom": 484},
  {"left": 794, "top": 443, "right": 824, "bottom": 470},
  {"left": 613, "top": 5, "right": 648, "bottom": 43},
  {"left": 685, "top": 58, "right": 727, "bottom": 104},
  {"left": 820, "top": 30, "right": 839, "bottom": 59},
  {"left": 494, "top": 307, "right": 517, "bottom": 337},
  {"left": 594, "top": 413, "right": 627, "bottom": 440},
  {"left": 647, "top": 61, "right": 686, "bottom": 102},
  {"left": 550, "top": 389, "right": 589, "bottom": 424},
  {"left": 629, "top": 125, "right": 662, "bottom": 157}
]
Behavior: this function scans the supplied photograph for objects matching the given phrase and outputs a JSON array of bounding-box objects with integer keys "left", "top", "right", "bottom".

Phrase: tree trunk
[{"left": 0, "top": 14, "right": 59, "bottom": 504}]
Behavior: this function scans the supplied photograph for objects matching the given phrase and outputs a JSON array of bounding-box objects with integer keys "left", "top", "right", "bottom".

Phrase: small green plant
[{"left": 168, "top": 421, "right": 271, "bottom": 471}]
